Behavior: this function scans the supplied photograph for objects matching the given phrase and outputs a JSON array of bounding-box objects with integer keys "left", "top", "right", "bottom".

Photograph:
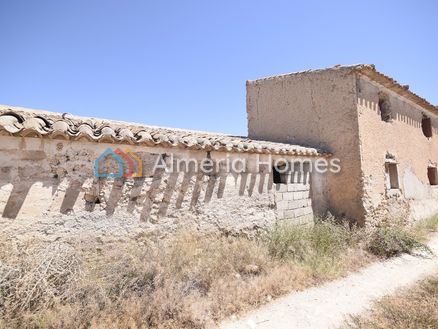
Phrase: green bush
[{"left": 367, "top": 226, "right": 431, "bottom": 258}]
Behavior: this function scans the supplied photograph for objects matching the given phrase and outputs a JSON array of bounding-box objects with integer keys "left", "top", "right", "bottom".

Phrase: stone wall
[{"left": 0, "top": 133, "right": 322, "bottom": 235}]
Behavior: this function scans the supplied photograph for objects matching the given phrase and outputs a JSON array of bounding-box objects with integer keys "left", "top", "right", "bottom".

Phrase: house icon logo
[{"left": 95, "top": 148, "right": 143, "bottom": 178}]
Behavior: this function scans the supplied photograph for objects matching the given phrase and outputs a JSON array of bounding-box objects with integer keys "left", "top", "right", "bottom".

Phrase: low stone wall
[{"left": 0, "top": 134, "right": 325, "bottom": 236}]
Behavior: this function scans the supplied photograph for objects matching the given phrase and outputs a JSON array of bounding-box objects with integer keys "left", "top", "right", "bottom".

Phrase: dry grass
[
  {"left": 1, "top": 215, "right": 437, "bottom": 329},
  {"left": 345, "top": 274, "right": 438, "bottom": 329},
  {"left": 413, "top": 214, "right": 438, "bottom": 240}
]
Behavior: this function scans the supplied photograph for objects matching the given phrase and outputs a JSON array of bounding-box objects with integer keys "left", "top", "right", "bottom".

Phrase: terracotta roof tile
[{"left": 0, "top": 106, "right": 329, "bottom": 157}]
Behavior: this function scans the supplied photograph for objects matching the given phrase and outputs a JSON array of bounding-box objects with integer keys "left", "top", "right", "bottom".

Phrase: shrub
[
  {"left": 366, "top": 226, "right": 431, "bottom": 258},
  {"left": 0, "top": 242, "right": 81, "bottom": 316},
  {"left": 265, "top": 219, "right": 360, "bottom": 275},
  {"left": 266, "top": 222, "right": 310, "bottom": 260}
]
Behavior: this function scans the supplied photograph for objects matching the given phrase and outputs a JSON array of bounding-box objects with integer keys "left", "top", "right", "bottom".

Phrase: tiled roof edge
[
  {"left": 355, "top": 65, "right": 438, "bottom": 116},
  {"left": 0, "top": 107, "right": 330, "bottom": 157}
]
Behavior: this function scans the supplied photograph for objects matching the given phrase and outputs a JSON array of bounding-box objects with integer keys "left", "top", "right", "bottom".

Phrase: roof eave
[{"left": 355, "top": 66, "right": 438, "bottom": 116}]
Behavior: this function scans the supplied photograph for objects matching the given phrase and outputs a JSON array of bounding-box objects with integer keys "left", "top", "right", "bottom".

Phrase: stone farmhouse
[
  {"left": 0, "top": 64, "right": 437, "bottom": 232},
  {"left": 247, "top": 64, "right": 438, "bottom": 225}
]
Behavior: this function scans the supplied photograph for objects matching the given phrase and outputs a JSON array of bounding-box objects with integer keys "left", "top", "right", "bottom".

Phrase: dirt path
[{"left": 220, "top": 234, "right": 438, "bottom": 329}]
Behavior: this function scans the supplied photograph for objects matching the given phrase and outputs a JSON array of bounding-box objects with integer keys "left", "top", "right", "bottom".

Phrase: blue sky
[{"left": 1, "top": 0, "right": 437, "bottom": 135}]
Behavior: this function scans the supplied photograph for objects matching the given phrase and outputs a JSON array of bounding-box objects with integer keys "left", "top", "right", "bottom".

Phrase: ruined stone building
[
  {"left": 0, "top": 65, "right": 437, "bottom": 232},
  {"left": 248, "top": 64, "right": 438, "bottom": 225}
]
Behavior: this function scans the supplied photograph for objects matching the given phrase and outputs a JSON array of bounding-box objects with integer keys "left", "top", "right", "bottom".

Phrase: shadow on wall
[
  {"left": 0, "top": 163, "right": 275, "bottom": 220},
  {"left": 0, "top": 165, "right": 60, "bottom": 219},
  {"left": 1, "top": 179, "right": 59, "bottom": 219}
]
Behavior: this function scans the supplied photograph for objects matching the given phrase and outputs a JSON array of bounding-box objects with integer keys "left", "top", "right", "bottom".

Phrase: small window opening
[
  {"left": 428, "top": 167, "right": 438, "bottom": 186},
  {"left": 422, "top": 115, "right": 433, "bottom": 138},
  {"left": 273, "top": 163, "right": 287, "bottom": 184},
  {"left": 379, "top": 94, "right": 392, "bottom": 122},
  {"left": 385, "top": 162, "right": 399, "bottom": 189}
]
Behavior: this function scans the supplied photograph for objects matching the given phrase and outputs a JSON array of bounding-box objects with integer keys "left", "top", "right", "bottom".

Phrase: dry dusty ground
[{"left": 220, "top": 234, "right": 438, "bottom": 329}]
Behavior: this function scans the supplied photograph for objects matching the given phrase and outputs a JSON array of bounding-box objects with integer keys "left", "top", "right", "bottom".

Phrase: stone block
[
  {"left": 289, "top": 199, "right": 308, "bottom": 209},
  {"left": 287, "top": 184, "right": 297, "bottom": 192},
  {"left": 282, "top": 192, "right": 294, "bottom": 201},
  {"left": 276, "top": 200, "right": 289, "bottom": 210},
  {"left": 275, "top": 184, "right": 288, "bottom": 192},
  {"left": 284, "top": 209, "right": 295, "bottom": 218},
  {"left": 293, "top": 207, "right": 307, "bottom": 217},
  {"left": 293, "top": 191, "right": 304, "bottom": 200}
]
